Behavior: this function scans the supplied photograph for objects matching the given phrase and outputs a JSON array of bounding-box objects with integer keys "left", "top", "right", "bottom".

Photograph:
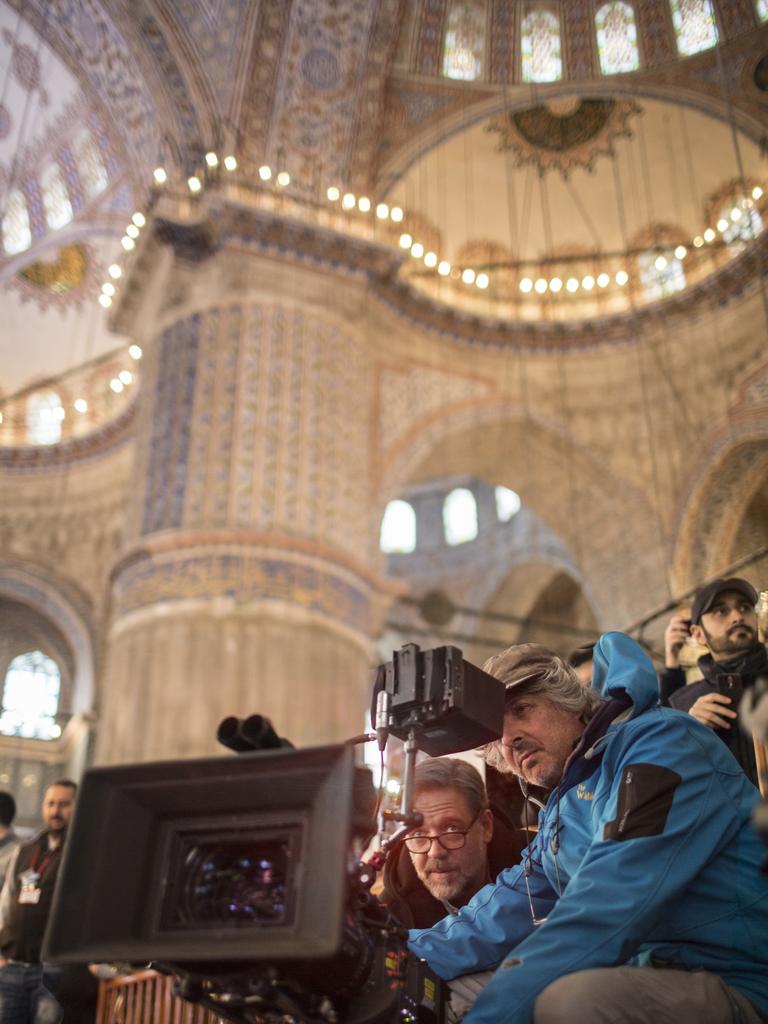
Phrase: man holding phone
[{"left": 660, "top": 577, "right": 765, "bottom": 787}]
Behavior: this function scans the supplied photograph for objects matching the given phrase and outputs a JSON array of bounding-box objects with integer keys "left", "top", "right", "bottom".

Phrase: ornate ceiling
[{"left": 0, "top": 0, "right": 766, "bottom": 397}]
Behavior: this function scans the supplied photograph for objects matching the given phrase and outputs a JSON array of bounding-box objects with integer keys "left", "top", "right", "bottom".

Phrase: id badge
[{"left": 19, "top": 870, "right": 41, "bottom": 905}]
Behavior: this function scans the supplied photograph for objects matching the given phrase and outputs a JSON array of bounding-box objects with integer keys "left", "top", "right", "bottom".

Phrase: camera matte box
[{"left": 44, "top": 744, "right": 373, "bottom": 966}]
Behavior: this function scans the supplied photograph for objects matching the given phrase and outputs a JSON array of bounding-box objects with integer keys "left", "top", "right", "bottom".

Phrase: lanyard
[{"left": 29, "top": 843, "right": 60, "bottom": 879}]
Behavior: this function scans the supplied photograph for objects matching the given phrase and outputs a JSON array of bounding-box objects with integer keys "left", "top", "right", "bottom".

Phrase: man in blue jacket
[{"left": 408, "top": 633, "right": 768, "bottom": 1024}]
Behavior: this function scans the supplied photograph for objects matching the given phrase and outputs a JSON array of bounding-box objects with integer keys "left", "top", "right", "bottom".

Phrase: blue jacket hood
[{"left": 591, "top": 631, "right": 659, "bottom": 717}]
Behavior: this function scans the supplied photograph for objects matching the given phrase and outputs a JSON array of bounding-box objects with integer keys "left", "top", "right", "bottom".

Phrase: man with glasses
[
  {"left": 381, "top": 758, "right": 522, "bottom": 928},
  {"left": 408, "top": 635, "right": 768, "bottom": 1024}
]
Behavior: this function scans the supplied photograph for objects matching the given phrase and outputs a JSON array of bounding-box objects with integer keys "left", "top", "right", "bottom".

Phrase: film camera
[{"left": 43, "top": 645, "right": 506, "bottom": 1024}]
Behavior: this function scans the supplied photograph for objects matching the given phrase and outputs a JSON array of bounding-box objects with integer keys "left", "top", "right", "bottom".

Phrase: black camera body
[
  {"left": 43, "top": 743, "right": 445, "bottom": 1023},
  {"left": 45, "top": 645, "right": 506, "bottom": 1022}
]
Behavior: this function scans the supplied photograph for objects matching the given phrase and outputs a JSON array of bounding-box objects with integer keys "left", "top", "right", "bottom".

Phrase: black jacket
[{"left": 659, "top": 643, "right": 768, "bottom": 787}]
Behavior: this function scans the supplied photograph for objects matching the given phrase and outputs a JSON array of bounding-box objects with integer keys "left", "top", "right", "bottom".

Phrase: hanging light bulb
[
  {"left": 121, "top": 236, "right": 135, "bottom": 250},
  {"left": 615, "top": 270, "right": 629, "bottom": 286},
  {"left": 462, "top": 268, "right": 476, "bottom": 284},
  {"left": 566, "top": 277, "right": 579, "bottom": 292},
  {"left": 411, "top": 242, "right": 424, "bottom": 258},
  {"left": 534, "top": 277, "right": 547, "bottom": 294},
  {"left": 119, "top": 370, "right": 133, "bottom": 385},
  {"left": 108, "top": 264, "right": 122, "bottom": 279},
  {"left": 259, "top": 165, "right": 272, "bottom": 181},
  {"left": 99, "top": 294, "right": 112, "bottom": 308},
  {"left": 703, "top": 228, "right": 716, "bottom": 242},
  {"left": 342, "top": 192, "right": 356, "bottom": 210},
  {"left": 327, "top": 186, "right": 340, "bottom": 201},
  {"left": 128, "top": 344, "right": 143, "bottom": 360},
  {"left": 132, "top": 212, "right": 146, "bottom": 228},
  {"left": 476, "top": 273, "right": 489, "bottom": 289},
  {"left": 74, "top": 399, "right": 88, "bottom": 413},
  {"left": 752, "top": 185, "right": 763, "bottom": 200},
  {"left": 674, "top": 245, "right": 687, "bottom": 260},
  {"left": 390, "top": 207, "right": 403, "bottom": 222},
  {"left": 424, "top": 251, "right": 437, "bottom": 268},
  {"left": 126, "top": 224, "right": 139, "bottom": 239},
  {"left": 437, "top": 260, "right": 451, "bottom": 276},
  {"left": 597, "top": 272, "right": 610, "bottom": 288},
  {"left": 376, "top": 202, "right": 389, "bottom": 219},
  {"left": 357, "top": 196, "right": 371, "bottom": 212},
  {"left": 110, "top": 378, "right": 124, "bottom": 393},
  {"left": 205, "top": 152, "right": 218, "bottom": 168},
  {"left": 153, "top": 167, "right": 167, "bottom": 184},
  {"left": 654, "top": 255, "right": 667, "bottom": 271},
  {"left": 187, "top": 176, "right": 202, "bottom": 193},
  {"left": 276, "top": 171, "right": 290, "bottom": 187},
  {"left": 549, "top": 277, "right": 563, "bottom": 293},
  {"left": 224, "top": 156, "right": 237, "bottom": 171},
  {"left": 102, "top": 282, "right": 116, "bottom": 297},
  {"left": 520, "top": 277, "right": 533, "bottom": 293},
  {"left": 399, "top": 233, "right": 413, "bottom": 249}
]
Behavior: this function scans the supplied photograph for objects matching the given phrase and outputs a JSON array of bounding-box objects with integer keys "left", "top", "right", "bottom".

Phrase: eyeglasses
[{"left": 403, "top": 809, "right": 481, "bottom": 854}]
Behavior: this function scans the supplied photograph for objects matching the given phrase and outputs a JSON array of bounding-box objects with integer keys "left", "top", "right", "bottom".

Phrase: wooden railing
[{"left": 97, "top": 970, "right": 222, "bottom": 1024}]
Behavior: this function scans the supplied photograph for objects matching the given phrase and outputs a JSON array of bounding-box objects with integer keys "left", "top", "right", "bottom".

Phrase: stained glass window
[
  {"left": 670, "top": 0, "right": 718, "bottom": 56},
  {"left": 380, "top": 500, "right": 417, "bottom": 553},
  {"left": 637, "top": 250, "right": 685, "bottom": 301},
  {"left": 720, "top": 199, "right": 762, "bottom": 248},
  {"left": 27, "top": 391, "right": 64, "bottom": 445},
  {"left": 0, "top": 651, "right": 61, "bottom": 740},
  {"left": 75, "top": 130, "right": 109, "bottom": 198},
  {"left": 595, "top": 2, "right": 640, "bottom": 74},
  {"left": 41, "top": 163, "right": 73, "bottom": 230},
  {"left": 1, "top": 190, "right": 32, "bottom": 255},
  {"left": 758, "top": 0, "right": 768, "bottom": 21},
  {"left": 521, "top": 8, "right": 562, "bottom": 83},
  {"left": 442, "top": 0, "right": 487, "bottom": 81},
  {"left": 495, "top": 486, "right": 521, "bottom": 522},
  {"left": 443, "top": 488, "right": 478, "bottom": 545}
]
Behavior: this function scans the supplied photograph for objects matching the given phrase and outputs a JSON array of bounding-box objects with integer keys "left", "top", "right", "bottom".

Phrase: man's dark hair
[
  {"left": 0, "top": 791, "right": 16, "bottom": 827},
  {"left": 413, "top": 758, "right": 489, "bottom": 818},
  {"left": 568, "top": 642, "right": 596, "bottom": 669},
  {"left": 48, "top": 779, "right": 77, "bottom": 795}
]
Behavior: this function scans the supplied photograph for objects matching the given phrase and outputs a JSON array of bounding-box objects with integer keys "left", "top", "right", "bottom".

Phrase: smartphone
[{"left": 717, "top": 676, "right": 743, "bottom": 703}]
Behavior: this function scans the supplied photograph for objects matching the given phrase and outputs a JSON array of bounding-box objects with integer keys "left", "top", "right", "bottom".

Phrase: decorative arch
[
  {"left": 377, "top": 399, "right": 668, "bottom": 626},
  {"left": 0, "top": 560, "right": 96, "bottom": 716},
  {"left": 671, "top": 415, "right": 768, "bottom": 589}
]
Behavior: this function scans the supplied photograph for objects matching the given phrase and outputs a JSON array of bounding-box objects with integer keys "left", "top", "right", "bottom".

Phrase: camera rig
[{"left": 43, "top": 644, "right": 506, "bottom": 1024}]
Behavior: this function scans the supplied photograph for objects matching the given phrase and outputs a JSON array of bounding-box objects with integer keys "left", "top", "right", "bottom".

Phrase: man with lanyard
[
  {"left": 0, "top": 780, "right": 77, "bottom": 1024},
  {"left": 408, "top": 634, "right": 768, "bottom": 1024}
]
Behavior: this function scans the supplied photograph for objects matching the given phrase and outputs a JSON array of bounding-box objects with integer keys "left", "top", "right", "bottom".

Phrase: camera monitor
[{"left": 44, "top": 744, "right": 374, "bottom": 966}]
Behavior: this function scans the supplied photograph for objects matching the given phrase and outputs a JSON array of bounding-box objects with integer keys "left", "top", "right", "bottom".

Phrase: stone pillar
[{"left": 97, "top": 200, "right": 395, "bottom": 763}]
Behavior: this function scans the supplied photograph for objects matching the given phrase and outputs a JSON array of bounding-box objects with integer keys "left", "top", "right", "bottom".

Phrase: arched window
[
  {"left": 27, "top": 391, "right": 64, "bottom": 445},
  {"left": 443, "top": 488, "right": 478, "bottom": 545},
  {"left": 41, "top": 163, "right": 74, "bottom": 230},
  {"left": 758, "top": 0, "right": 768, "bottom": 22},
  {"left": 75, "top": 130, "right": 109, "bottom": 199},
  {"left": 595, "top": 2, "right": 640, "bottom": 74},
  {"left": 442, "top": 0, "right": 487, "bottom": 81},
  {"left": 1, "top": 190, "right": 32, "bottom": 255},
  {"left": 719, "top": 198, "right": 762, "bottom": 249},
  {"left": 495, "top": 486, "right": 521, "bottom": 522},
  {"left": 380, "top": 500, "right": 417, "bottom": 553},
  {"left": 670, "top": 0, "right": 718, "bottom": 56},
  {"left": 637, "top": 250, "right": 685, "bottom": 300},
  {"left": 0, "top": 651, "right": 61, "bottom": 740},
  {"left": 521, "top": 8, "right": 562, "bottom": 83}
]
